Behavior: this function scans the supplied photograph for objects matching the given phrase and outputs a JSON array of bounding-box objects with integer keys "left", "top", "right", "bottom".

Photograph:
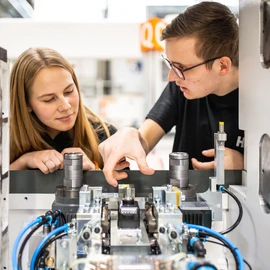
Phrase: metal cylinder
[
  {"left": 125, "top": 187, "right": 132, "bottom": 200},
  {"left": 63, "top": 152, "right": 83, "bottom": 188},
  {"left": 169, "top": 152, "right": 189, "bottom": 188}
]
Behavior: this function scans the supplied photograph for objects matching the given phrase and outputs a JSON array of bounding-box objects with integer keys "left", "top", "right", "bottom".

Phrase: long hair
[
  {"left": 161, "top": 1, "right": 239, "bottom": 68},
  {"left": 10, "top": 47, "right": 109, "bottom": 168}
]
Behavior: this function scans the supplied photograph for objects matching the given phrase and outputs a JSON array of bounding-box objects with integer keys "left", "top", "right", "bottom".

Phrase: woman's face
[{"left": 27, "top": 67, "right": 79, "bottom": 139}]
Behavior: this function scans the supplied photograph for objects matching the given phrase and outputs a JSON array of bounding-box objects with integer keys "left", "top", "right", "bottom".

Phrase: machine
[
  {"left": 0, "top": 46, "right": 9, "bottom": 269},
  {"left": 9, "top": 146, "right": 245, "bottom": 270},
  {"left": 4, "top": 0, "right": 270, "bottom": 269}
]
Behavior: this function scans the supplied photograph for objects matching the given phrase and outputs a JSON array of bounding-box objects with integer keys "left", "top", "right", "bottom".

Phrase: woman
[{"left": 10, "top": 47, "right": 127, "bottom": 173}]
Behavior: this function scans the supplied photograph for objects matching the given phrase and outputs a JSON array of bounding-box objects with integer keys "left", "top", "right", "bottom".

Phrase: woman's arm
[{"left": 10, "top": 150, "right": 63, "bottom": 174}]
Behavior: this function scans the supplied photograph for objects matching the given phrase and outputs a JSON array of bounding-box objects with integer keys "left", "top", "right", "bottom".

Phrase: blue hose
[
  {"left": 30, "top": 223, "right": 69, "bottom": 270},
  {"left": 12, "top": 217, "right": 42, "bottom": 270},
  {"left": 186, "top": 223, "right": 244, "bottom": 270}
]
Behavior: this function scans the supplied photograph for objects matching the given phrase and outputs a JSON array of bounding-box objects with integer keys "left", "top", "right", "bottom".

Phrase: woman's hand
[
  {"left": 61, "top": 148, "right": 96, "bottom": 170},
  {"left": 10, "top": 150, "right": 63, "bottom": 174}
]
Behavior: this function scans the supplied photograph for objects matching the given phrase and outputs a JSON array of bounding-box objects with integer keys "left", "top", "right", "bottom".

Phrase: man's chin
[{"left": 183, "top": 92, "right": 196, "bottom": 100}]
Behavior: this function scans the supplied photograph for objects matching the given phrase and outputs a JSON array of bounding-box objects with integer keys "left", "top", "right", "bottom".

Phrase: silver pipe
[
  {"left": 169, "top": 152, "right": 189, "bottom": 188},
  {"left": 63, "top": 152, "right": 83, "bottom": 188}
]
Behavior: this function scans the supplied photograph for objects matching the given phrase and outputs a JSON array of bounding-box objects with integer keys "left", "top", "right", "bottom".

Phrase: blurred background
[{"left": 0, "top": 0, "right": 239, "bottom": 169}]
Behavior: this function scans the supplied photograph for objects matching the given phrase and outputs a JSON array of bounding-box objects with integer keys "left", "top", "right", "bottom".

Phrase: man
[{"left": 99, "top": 1, "right": 244, "bottom": 187}]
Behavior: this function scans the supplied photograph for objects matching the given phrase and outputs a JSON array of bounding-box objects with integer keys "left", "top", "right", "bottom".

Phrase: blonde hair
[{"left": 10, "top": 47, "right": 109, "bottom": 168}]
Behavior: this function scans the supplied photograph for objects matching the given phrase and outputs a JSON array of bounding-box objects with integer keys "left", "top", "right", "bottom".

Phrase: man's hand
[
  {"left": 98, "top": 127, "right": 155, "bottom": 187},
  {"left": 192, "top": 147, "right": 244, "bottom": 170}
]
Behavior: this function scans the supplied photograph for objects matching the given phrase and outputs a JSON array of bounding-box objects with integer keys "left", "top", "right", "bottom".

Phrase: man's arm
[
  {"left": 98, "top": 119, "right": 165, "bottom": 187},
  {"left": 139, "top": 119, "right": 166, "bottom": 153}
]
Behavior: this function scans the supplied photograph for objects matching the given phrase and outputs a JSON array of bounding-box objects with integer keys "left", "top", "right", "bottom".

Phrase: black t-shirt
[
  {"left": 146, "top": 82, "right": 244, "bottom": 169},
  {"left": 43, "top": 123, "right": 117, "bottom": 153}
]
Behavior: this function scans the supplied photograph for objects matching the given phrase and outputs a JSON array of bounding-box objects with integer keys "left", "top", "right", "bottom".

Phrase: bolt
[
  {"left": 61, "top": 261, "right": 68, "bottom": 270},
  {"left": 83, "top": 231, "right": 90, "bottom": 240},
  {"left": 60, "top": 241, "right": 68, "bottom": 249},
  {"left": 94, "top": 227, "right": 101, "bottom": 234},
  {"left": 159, "top": 227, "right": 166, "bottom": 234},
  {"left": 170, "top": 231, "right": 177, "bottom": 239},
  {"left": 83, "top": 245, "right": 89, "bottom": 253}
]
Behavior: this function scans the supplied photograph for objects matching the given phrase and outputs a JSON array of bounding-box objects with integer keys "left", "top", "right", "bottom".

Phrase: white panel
[
  {"left": 228, "top": 0, "right": 270, "bottom": 268},
  {"left": 0, "top": 19, "right": 142, "bottom": 59}
]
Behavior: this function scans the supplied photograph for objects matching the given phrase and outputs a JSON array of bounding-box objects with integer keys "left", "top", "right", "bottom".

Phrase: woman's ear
[
  {"left": 27, "top": 105, "right": 32, "bottom": 112},
  {"left": 218, "top": 56, "right": 232, "bottom": 76}
]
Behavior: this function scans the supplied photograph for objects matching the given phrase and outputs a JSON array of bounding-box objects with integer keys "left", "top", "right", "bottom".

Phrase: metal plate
[
  {"left": 10, "top": 170, "right": 242, "bottom": 195},
  {"left": 259, "top": 133, "right": 270, "bottom": 213}
]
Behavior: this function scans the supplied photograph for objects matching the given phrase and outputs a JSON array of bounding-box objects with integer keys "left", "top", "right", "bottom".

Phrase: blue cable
[
  {"left": 30, "top": 223, "right": 69, "bottom": 270},
  {"left": 186, "top": 223, "right": 244, "bottom": 270},
  {"left": 12, "top": 217, "right": 43, "bottom": 270},
  {"left": 219, "top": 186, "right": 225, "bottom": 192},
  {"left": 189, "top": 236, "right": 200, "bottom": 247},
  {"left": 187, "top": 261, "right": 217, "bottom": 269}
]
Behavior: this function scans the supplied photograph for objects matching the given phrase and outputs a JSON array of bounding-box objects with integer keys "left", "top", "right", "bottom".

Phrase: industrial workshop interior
[{"left": 0, "top": 0, "right": 269, "bottom": 269}]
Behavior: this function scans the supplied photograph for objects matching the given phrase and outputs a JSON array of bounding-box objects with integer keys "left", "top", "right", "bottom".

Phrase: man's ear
[{"left": 218, "top": 56, "right": 232, "bottom": 76}]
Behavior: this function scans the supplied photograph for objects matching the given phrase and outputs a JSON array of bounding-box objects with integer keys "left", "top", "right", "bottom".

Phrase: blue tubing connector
[
  {"left": 186, "top": 223, "right": 244, "bottom": 270},
  {"left": 30, "top": 223, "right": 69, "bottom": 270},
  {"left": 12, "top": 217, "right": 42, "bottom": 270}
]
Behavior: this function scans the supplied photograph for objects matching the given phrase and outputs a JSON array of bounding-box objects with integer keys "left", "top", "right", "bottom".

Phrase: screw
[
  {"left": 159, "top": 227, "right": 166, "bottom": 234},
  {"left": 61, "top": 261, "right": 68, "bottom": 270},
  {"left": 60, "top": 241, "right": 68, "bottom": 249},
  {"left": 170, "top": 231, "right": 177, "bottom": 239},
  {"left": 83, "top": 231, "right": 90, "bottom": 240}
]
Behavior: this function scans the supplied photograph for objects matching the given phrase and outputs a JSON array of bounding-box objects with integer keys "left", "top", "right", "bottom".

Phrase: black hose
[
  {"left": 199, "top": 231, "right": 240, "bottom": 270},
  {"left": 206, "top": 239, "right": 252, "bottom": 270},
  {"left": 34, "top": 231, "right": 67, "bottom": 270},
  {"left": 220, "top": 187, "right": 243, "bottom": 235},
  {"left": 17, "top": 218, "right": 48, "bottom": 270}
]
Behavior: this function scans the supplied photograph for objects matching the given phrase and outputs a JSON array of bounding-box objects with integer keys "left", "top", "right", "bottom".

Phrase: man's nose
[{"left": 167, "top": 68, "right": 179, "bottom": 82}]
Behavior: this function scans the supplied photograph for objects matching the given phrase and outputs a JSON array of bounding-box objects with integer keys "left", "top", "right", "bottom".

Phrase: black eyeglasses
[{"left": 161, "top": 53, "right": 221, "bottom": 80}]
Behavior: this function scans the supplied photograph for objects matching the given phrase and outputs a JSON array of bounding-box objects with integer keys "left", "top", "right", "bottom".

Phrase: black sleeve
[
  {"left": 96, "top": 124, "right": 117, "bottom": 144},
  {"left": 146, "top": 82, "right": 181, "bottom": 133},
  {"left": 97, "top": 124, "right": 130, "bottom": 170}
]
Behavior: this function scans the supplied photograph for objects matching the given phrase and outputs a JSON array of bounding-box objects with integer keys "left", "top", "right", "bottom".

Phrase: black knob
[
  {"left": 159, "top": 227, "right": 165, "bottom": 234},
  {"left": 83, "top": 231, "right": 90, "bottom": 240},
  {"left": 170, "top": 231, "right": 177, "bottom": 239}
]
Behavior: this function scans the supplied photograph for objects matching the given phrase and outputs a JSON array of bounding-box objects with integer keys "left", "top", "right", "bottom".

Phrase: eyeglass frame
[{"left": 161, "top": 53, "right": 222, "bottom": 80}]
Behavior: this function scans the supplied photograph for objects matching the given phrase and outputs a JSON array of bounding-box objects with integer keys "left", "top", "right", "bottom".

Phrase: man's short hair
[{"left": 161, "top": 1, "right": 239, "bottom": 67}]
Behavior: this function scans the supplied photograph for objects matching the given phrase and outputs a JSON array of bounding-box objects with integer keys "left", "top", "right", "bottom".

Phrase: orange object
[
  {"left": 94, "top": 161, "right": 100, "bottom": 170},
  {"left": 139, "top": 17, "right": 167, "bottom": 52}
]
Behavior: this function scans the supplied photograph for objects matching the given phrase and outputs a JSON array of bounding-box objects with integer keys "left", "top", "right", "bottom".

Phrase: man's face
[{"left": 165, "top": 37, "right": 221, "bottom": 99}]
